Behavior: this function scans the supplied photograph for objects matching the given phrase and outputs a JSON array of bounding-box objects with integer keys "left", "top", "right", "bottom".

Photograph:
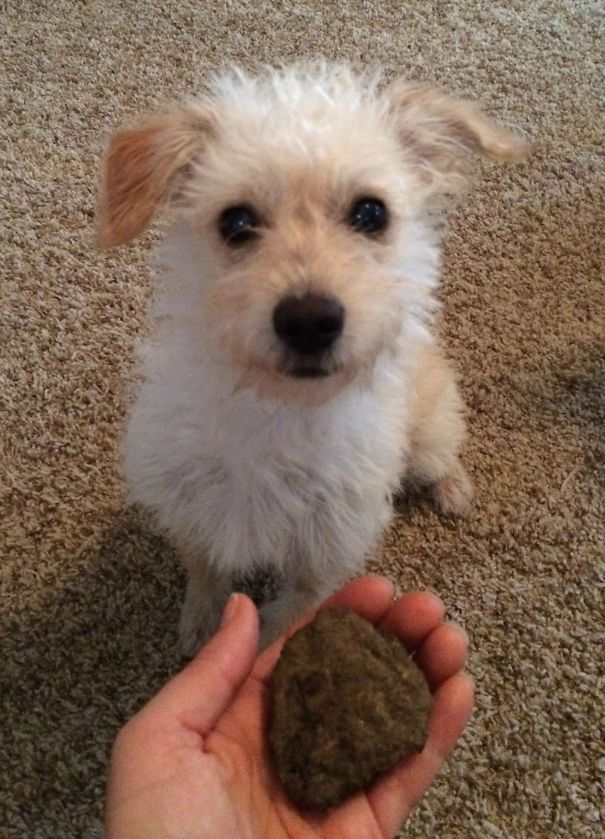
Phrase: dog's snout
[{"left": 273, "top": 293, "right": 345, "bottom": 354}]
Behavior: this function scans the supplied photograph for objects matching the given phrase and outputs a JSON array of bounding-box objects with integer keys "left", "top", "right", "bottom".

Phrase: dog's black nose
[{"left": 273, "top": 293, "right": 345, "bottom": 354}]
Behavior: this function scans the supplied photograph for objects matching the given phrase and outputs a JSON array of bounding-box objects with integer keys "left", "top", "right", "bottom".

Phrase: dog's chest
[
  {"left": 206, "top": 391, "right": 397, "bottom": 500},
  {"left": 126, "top": 351, "right": 410, "bottom": 572},
  {"left": 160, "top": 384, "right": 404, "bottom": 570}
]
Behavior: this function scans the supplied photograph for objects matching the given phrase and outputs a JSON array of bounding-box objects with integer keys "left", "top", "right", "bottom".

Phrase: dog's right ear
[{"left": 97, "top": 106, "right": 209, "bottom": 248}]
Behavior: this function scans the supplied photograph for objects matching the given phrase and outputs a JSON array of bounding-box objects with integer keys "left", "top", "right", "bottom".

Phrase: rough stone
[{"left": 269, "top": 608, "right": 432, "bottom": 811}]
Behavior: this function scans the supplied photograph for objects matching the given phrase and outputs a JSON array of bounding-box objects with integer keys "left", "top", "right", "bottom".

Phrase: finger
[
  {"left": 142, "top": 593, "right": 260, "bottom": 734},
  {"left": 368, "top": 672, "right": 475, "bottom": 837},
  {"left": 252, "top": 575, "right": 394, "bottom": 683},
  {"left": 378, "top": 591, "right": 445, "bottom": 653},
  {"left": 325, "top": 574, "right": 395, "bottom": 619},
  {"left": 414, "top": 623, "right": 470, "bottom": 691}
]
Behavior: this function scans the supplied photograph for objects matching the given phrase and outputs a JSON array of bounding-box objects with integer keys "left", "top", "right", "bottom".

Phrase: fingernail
[
  {"left": 447, "top": 621, "right": 470, "bottom": 647},
  {"left": 220, "top": 593, "right": 242, "bottom": 628}
]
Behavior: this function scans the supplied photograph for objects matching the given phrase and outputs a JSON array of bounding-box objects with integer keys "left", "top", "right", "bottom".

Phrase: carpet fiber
[{"left": 2, "top": 1, "right": 603, "bottom": 837}]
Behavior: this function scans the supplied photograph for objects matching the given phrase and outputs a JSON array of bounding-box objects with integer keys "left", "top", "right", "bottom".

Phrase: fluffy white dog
[{"left": 98, "top": 64, "right": 527, "bottom": 653}]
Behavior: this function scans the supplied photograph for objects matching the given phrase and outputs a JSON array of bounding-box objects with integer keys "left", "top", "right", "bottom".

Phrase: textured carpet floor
[{"left": 2, "top": 1, "right": 603, "bottom": 837}]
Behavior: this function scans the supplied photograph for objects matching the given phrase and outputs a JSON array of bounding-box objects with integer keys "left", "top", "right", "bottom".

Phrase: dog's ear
[
  {"left": 384, "top": 81, "right": 529, "bottom": 193},
  {"left": 97, "top": 106, "right": 209, "bottom": 248}
]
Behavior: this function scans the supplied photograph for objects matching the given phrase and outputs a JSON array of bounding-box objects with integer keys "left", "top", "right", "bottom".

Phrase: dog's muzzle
[{"left": 273, "top": 292, "right": 344, "bottom": 378}]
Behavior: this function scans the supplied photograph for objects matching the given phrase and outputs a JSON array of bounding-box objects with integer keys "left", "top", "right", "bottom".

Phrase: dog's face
[
  {"left": 181, "top": 87, "right": 421, "bottom": 402},
  {"left": 98, "top": 66, "right": 527, "bottom": 403}
]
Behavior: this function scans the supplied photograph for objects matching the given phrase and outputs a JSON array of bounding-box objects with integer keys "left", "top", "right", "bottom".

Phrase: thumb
[{"left": 143, "top": 593, "right": 260, "bottom": 734}]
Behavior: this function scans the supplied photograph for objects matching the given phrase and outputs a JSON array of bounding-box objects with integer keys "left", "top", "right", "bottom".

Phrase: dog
[{"left": 97, "top": 63, "right": 527, "bottom": 653}]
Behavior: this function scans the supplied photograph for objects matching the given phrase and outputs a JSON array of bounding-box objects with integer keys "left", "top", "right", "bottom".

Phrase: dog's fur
[{"left": 98, "top": 64, "right": 527, "bottom": 652}]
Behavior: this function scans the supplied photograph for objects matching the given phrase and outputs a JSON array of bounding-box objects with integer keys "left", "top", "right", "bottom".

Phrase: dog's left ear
[
  {"left": 384, "top": 81, "right": 529, "bottom": 192},
  {"left": 97, "top": 105, "right": 210, "bottom": 248}
]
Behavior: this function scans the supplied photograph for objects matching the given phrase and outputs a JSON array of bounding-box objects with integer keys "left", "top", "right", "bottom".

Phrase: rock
[{"left": 269, "top": 607, "right": 432, "bottom": 811}]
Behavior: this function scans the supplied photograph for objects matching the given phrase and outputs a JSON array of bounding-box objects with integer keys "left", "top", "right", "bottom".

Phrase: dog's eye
[
  {"left": 348, "top": 198, "right": 388, "bottom": 235},
  {"left": 219, "top": 205, "right": 260, "bottom": 245}
]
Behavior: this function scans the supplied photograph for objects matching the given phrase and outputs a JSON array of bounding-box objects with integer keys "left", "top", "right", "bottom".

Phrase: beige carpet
[{"left": 2, "top": 1, "right": 603, "bottom": 837}]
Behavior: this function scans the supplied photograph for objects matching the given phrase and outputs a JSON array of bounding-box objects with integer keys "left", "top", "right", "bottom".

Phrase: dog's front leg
[
  {"left": 405, "top": 344, "right": 474, "bottom": 517},
  {"left": 177, "top": 541, "right": 232, "bottom": 658},
  {"left": 257, "top": 564, "right": 348, "bottom": 649}
]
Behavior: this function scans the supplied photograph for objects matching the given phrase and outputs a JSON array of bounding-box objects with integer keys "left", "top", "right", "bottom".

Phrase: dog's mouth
[
  {"left": 275, "top": 347, "right": 337, "bottom": 380},
  {"left": 272, "top": 348, "right": 345, "bottom": 383},
  {"left": 289, "top": 365, "right": 331, "bottom": 379}
]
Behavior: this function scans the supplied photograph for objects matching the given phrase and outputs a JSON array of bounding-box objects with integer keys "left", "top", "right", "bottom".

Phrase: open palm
[{"left": 106, "top": 576, "right": 474, "bottom": 839}]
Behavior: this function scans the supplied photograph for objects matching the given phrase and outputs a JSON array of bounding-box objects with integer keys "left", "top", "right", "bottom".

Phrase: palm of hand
[{"left": 106, "top": 577, "right": 473, "bottom": 839}]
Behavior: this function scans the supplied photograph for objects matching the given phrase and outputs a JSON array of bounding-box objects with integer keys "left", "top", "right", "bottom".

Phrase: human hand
[{"left": 105, "top": 576, "right": 474, "bottom": 839}]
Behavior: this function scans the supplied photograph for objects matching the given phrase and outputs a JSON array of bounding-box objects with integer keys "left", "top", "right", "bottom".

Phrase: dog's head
[{"left": 98, "top": 65, "right": 528, "bottom": 403}]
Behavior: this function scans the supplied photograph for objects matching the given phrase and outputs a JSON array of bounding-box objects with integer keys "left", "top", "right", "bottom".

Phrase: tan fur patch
[{"left": 97, "top": 109, "right": 209, "bottom": 248}]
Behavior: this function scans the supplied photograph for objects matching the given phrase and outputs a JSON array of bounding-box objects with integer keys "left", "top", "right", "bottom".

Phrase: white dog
[{"left": 98, "top": 64, "right": 527, "bottom": 653}]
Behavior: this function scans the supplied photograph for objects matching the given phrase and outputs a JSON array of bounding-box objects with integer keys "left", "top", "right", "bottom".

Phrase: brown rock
[{"left": 269, "top": 607, "right": 432, "bottom": 811}]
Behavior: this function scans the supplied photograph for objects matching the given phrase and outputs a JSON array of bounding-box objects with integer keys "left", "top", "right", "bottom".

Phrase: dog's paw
[
  {"left": 258, "top": 605, "right": 291, "bottom": 651},
  {"left": 432, "top": 462, "right": 474, "bottom": 518},
  {"left": 178, "top": 601, "right": 222, "bottom": 658},
  {"left": 258, "top": 595, "right": 310, "bottom": 650}
]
